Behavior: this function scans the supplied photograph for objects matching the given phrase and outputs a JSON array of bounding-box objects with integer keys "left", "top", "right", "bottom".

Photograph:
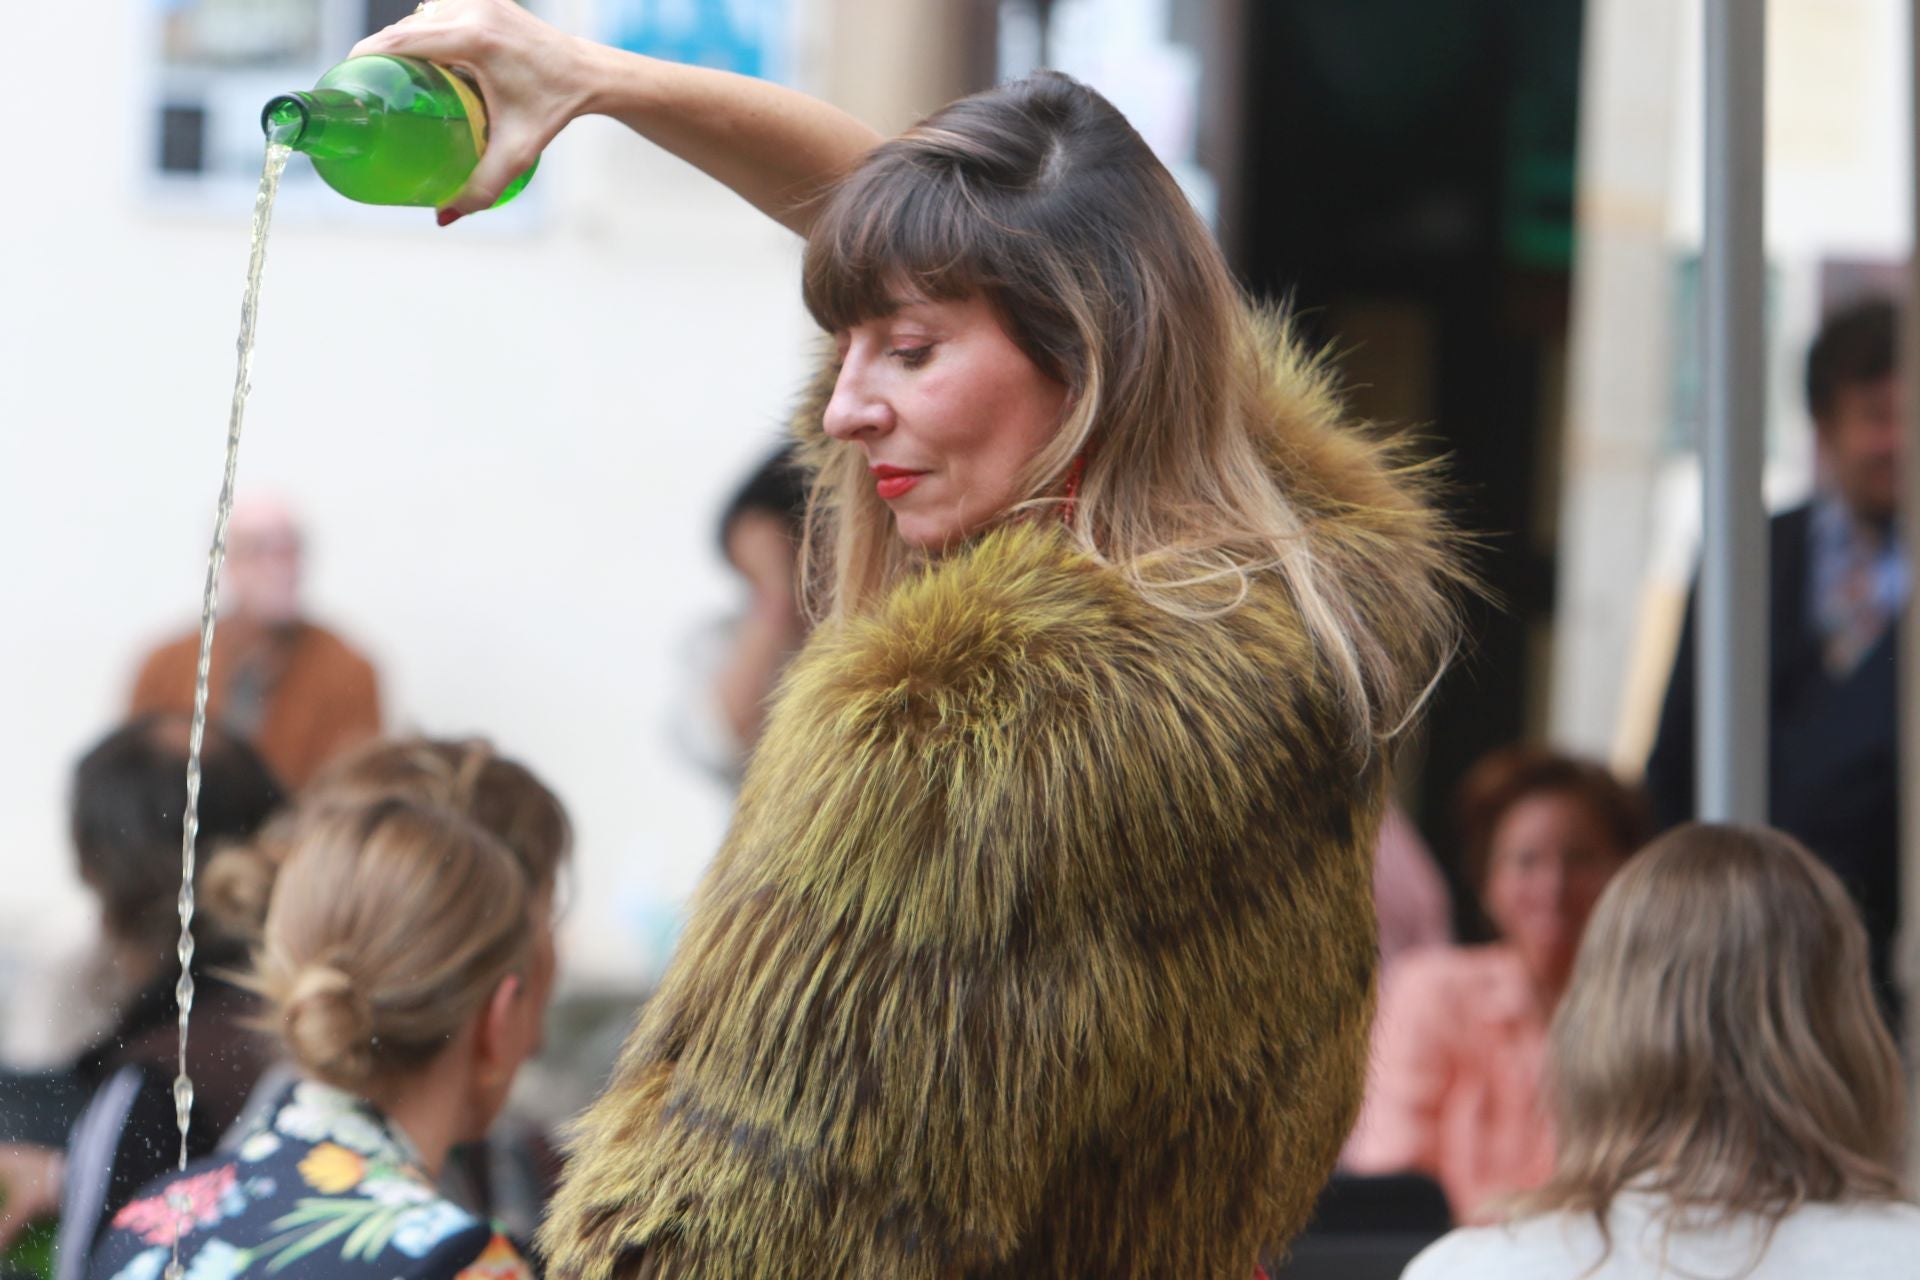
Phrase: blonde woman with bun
[
  {"left": 85, "top": 797, "right": 554, "bottom": 1280},
  {"left": 1403, "top": 823, "right": 1920, "bottom": 1280},
  {"left": 198, "top": 735, "right": 574, "bottom": 1248}
]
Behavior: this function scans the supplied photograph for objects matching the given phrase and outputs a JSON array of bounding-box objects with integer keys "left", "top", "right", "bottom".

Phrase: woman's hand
[
  {"left": 352, "top": 0, "right": 595, "bottom": 215},
  {"left": 354, "top": 0, "right": 882, "bottom": 233},
  {"left": 0, "top": 1144, "right": 62, "bottom": 1251}
]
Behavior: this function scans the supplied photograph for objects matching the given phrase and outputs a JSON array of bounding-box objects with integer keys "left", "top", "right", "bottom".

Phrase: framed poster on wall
[{"left": 602, "top": 0, "right": 795, "bottom": 84}]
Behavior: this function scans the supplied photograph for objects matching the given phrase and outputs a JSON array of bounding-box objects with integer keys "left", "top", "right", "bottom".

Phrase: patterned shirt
[{"left": 85, "top": 1080, "right": 535, "bottom": 1280}]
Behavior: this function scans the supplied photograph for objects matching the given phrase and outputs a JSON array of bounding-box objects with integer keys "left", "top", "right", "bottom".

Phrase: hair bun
[
  {"left": 200, "top": 825, "right": 293, "bottom": 940},
  {"left": 282, "top": 963, "right": 376, "bottom": 1085}
]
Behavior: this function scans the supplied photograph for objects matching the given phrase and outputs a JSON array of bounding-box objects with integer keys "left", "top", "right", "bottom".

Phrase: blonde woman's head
[
  {"left": 306, "top": 736, "right": 571, "bottom": 896},
  {"left": 206, "top": 736, "right": 570, "bottom": 939},
  {"left": 251, "top": 797, "right": 548, "bottom": 1127},
  {"left": 1528, "top": 822, "right": 1906, "bottom": 1240}
]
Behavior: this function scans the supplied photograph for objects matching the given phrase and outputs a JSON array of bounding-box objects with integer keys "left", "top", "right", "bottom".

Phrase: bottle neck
[{"left": 261, "top": 90, "right": 374, "bottom": 160}]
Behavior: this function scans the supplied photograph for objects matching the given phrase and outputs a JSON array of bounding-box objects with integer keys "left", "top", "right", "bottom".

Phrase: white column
[{"left": 1550, "top": 0, "right": 1686, "bottom": 759}]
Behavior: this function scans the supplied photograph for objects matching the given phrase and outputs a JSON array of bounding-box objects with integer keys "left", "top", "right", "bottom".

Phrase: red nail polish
[{"left": 436, "top": 208, "right": 464, "bottom": 227}]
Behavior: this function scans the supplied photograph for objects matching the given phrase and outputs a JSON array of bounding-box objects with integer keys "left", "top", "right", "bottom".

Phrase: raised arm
[{"left": 352, "top": 0, "right": 884, "bottom": 229}]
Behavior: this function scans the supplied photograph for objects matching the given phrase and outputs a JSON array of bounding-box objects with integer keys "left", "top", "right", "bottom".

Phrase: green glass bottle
[
  {"left": 0, "top": 1214, "right": 55, "bottom": 1280},
  {"left": 261, "top": 55, "right": 535, "bottom": 209}
]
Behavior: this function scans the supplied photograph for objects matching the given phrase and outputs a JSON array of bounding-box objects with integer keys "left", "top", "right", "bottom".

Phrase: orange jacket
[{"left": 130, "top": 620, "right": 380, "bottom": 789}]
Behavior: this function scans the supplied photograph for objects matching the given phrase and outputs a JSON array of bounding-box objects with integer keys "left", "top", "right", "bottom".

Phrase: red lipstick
[{"left": 871, "top": 465, "right": 926, "bottom": 500}]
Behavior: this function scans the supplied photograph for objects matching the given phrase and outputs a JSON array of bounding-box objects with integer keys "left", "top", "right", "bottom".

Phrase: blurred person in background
[
  {"left": 1347, "top": 746, "right": 1650, "bottom": 1223},
  {"left": 130, "top": 495, "right": 382, "bottom": 789},
  {"left": 0, "top": 716, "right": 285, "bottom": 1262},
  {"left": 1374, "top": 802, "right": 1454, "bottom": 965},
  {"left": 693, "top": 446, "right": 811, "bottom": 781},
  {"left": 85, "top": 797, "right": 554, "bottom": 1280},
  {"left": 1646, "top": 299, "right": 1905, "bottom": 1018},
  {"left": 1402, "top": 823, "right": 1920, "bottom": 1279}
]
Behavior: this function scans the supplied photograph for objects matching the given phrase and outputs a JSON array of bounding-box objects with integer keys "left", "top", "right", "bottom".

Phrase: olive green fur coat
[{"left": 540, "top": 318, "right": 1457, "bottom": 1278}]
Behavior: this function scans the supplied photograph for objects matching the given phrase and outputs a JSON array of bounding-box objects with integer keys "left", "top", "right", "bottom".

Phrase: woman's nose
[
  {"left": 1542, "top": 860, "right": 1574, "bottom": 907},
  {"left": 822, "top": 359, "right": 892, "bottom": 441}
]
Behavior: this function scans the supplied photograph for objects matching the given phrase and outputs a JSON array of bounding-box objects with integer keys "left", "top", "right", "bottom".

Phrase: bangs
[{"left": 801, "top": 158, "right": 999, "bottom": 333}]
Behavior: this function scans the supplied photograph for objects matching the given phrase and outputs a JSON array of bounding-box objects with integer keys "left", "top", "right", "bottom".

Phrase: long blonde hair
[
  {"left": 243, "top": 798, "right": 533, "bottom": 1092},
  {"left": 798, "top": 72, "right": 1462, "bottom": 751},
  {"left": 1522, "top": 823, "right": 1907, "bottom": 1256}
]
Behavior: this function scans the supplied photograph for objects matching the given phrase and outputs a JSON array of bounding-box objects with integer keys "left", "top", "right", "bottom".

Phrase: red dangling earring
[{"left": 1060, "top": 452, "right": 1087, "bottom": 526}]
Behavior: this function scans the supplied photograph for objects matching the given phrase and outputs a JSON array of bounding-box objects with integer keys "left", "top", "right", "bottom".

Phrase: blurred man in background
[
  {"left": 1646, "top": 298, "right": 1905, "bottom": 1016},
  {"left": 129, "top": 495, "right": 381, "bottom": 789}
]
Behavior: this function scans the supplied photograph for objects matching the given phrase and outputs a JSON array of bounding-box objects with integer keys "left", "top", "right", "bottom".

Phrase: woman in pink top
[
  {"left": 1346, "top": 747, "right": 1650, "bottom": 1222},
  {"left": 1373, "top": 802, "right": 1455, "bottom": 964}
]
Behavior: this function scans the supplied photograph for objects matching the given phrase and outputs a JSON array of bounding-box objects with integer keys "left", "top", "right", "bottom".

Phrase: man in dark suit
[{"left": 1646, "top": 299, "right": 1904, "bottom": 1012}]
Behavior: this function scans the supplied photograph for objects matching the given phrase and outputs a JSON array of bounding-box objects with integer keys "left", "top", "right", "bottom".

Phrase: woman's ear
[{"left": 473, "top": 972, "right": 525, "bottom": 1084}]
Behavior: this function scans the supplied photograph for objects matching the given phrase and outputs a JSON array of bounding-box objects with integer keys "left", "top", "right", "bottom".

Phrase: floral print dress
[{"left": 84, "top": 1080, "right": 535, "bottom": 1280}]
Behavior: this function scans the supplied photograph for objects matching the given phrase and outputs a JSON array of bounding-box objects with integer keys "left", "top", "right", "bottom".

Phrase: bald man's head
[{"left": 222, "top": 495, "right": 304, "bottom": 624}]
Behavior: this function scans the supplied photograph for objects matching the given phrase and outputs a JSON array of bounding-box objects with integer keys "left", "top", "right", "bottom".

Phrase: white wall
[{"left": 0, "top": 1, "right": 823, "bottom": 1015}]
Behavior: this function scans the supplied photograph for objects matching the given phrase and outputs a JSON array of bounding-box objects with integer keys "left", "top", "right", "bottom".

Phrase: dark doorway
[{"left": 1235, "top": 0, "right": 1584, "bottom": 930}]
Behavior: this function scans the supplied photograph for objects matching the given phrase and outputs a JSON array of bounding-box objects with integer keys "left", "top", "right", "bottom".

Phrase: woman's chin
[
  {"left": 1511, "top": 933, "right": 1578, "bottom": 977},
  {"left": 891, "top": 512, "right": 968, "bottom": 552}
]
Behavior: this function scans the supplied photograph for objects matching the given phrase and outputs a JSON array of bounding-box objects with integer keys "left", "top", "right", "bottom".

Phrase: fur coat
[{"left": 540, "top": 320, "right": 1458, "bottom": 1279}]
